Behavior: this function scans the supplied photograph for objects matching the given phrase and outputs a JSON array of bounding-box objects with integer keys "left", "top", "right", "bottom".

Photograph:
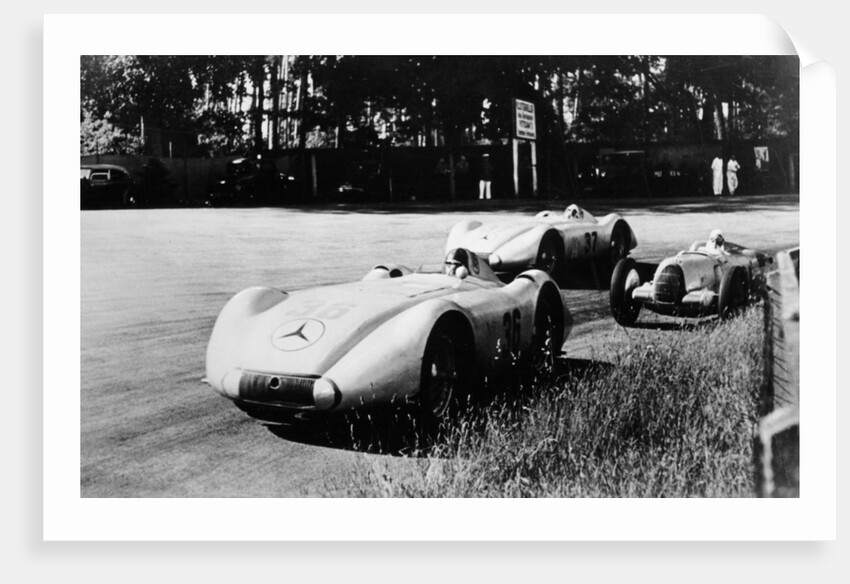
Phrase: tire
[
  {"left": 718, "top": 266, "right": 749, "bottom": 320},
  {"left": 535, "top": 231, "right": 564, "bottom": 275},
  {"left": 529, "top": 299, "right": 558, "bottom": 387},
  {"left": 419, "top": 322, "right": 461, "bottom": 432},
  {"left": 609, "top": 221, "right": 630, "bottom": 268},
  {"left": 610, "top": 258, "right": 642, "bottom": 326}
]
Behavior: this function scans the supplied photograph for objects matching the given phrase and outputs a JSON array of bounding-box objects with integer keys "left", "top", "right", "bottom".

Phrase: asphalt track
[{"left": 80, "top": 194, "right": 799, "bottom": 497}]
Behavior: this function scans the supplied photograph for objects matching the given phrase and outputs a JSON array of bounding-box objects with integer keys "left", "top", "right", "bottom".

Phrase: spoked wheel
[
  {"left": 419, "top": 324, "right": 460, "bottom": 433},
  {"left": 529, "top": 300, "right": 558, "bottom": 387},
  {"left": 535, "top": 232, "right": 564, "bottom": 275},
  {"left": 718, "top": 266, "right": 749, "bottom": 320},
  {"left": 610, "top": 258, "right": 642, "bottom": 326},
  {"left": 609, "top": 222, "right": 630, "bottom": 268}
]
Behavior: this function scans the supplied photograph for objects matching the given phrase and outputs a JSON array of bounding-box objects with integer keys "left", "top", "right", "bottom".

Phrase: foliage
[
  {"left": 333, "top": 308, "right": 765, "bottom": 497},
  {"left": 79, "top": 110, "right": 141, "bottom": 155},
  {"left": 80, "top": 55, "right": 799, "bottom": 156}
]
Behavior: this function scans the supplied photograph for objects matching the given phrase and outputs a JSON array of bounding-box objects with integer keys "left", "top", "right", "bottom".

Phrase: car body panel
[{"left": 445, "top": 205, "right": 637, "bottom": 273}]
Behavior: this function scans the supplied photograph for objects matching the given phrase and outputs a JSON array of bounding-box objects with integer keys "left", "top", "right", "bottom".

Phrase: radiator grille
[
  {"left": 239, "top": 372, "right": 316, "bottom": 406},
  {"left": 655, "top": 265, "right": 685, "bottom": 304}
]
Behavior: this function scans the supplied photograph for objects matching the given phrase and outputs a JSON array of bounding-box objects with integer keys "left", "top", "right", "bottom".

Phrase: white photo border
[{"left": 45, "top": 13, "right": 834, "bottom": 541}]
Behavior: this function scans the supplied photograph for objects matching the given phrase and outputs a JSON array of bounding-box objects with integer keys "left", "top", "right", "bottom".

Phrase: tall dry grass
[{"left": 333, "top": 307, "right": 764, "bottom": 497}]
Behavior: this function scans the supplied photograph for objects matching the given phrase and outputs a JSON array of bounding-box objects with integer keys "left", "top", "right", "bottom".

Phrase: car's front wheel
[
  {"left": 610, "top": 258, "right": 642, "bottom": 326},
  {"left": 418, "top": 322, "right": 461, "bottom": 434},
  {"left": 535, "top": 231, "right": 564, "bottom": 275}
]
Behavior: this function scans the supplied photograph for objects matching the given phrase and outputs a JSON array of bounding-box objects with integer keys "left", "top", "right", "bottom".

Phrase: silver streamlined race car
[
  {"left": 204, "top": 248, "right": 571, "bottom": 428},
  {"left": 609, "top": 230, "right": 772, "bottom": 326},
  {"left": 445, "top": 204, "right": 637, "bottom": 275}
]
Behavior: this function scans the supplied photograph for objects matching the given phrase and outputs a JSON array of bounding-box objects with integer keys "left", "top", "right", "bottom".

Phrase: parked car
[
  {"left": 204, "top": 248, "right": 571, "bottom": 430},
  {"left": 206, "top": 156, "right": 295, "bottom": 206},
  {"left": 80, "top": 164, "right": 135, "bottom": 209},
  {"left": 336, "top": 159, "right": 385, "bottom": 200},
  {"left": 609, "top": 230, "right": 773, "bottom": 326},
  {"left": 591, "top": 149, "right": 651, "bottom": 197}
]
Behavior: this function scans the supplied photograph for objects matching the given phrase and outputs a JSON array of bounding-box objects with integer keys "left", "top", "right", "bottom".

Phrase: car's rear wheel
[
  {"left": 610, "top": 258, "right": 642, "bottom": 326},
  {"left": 419, "top": 323, "right": 460, "bottom": 433},
  {"left": 719, "top": 266, "right": 749, "bottom": 320},
  {"left": 529, "top": 299, "right": 558, "bottom": 386},
  {"left": 535, "top": 231, "right": 564, "bottom": 275}
]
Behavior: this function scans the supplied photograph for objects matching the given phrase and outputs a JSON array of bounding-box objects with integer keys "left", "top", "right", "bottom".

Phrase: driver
[
  {"left": 705, "top": 229, "right": 728, "bottom": 254},
  {"left": 444, "top": 248, "right": 470, "bottom": 277},
  {"left": 564, "top": 204, "right": 584, "bottom": 219}
]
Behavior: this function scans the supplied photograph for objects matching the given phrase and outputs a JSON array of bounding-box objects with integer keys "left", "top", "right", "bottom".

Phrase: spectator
[
  {"left": 456, "top": 155, "right": 470, "bottom": 175},
  {"left": 726, "top": 155, "right": 741, "bottom": 195},
  {"left": 710, "top": 154, "right": 724, "bottom": 196},
  {"left": 434, "top": 157, "right": 450, "bottom": 200},
  {"left": 455, "top": 155, "right": 470, "bottom": 197},
  {"left": 479, "top": 153, "right": 493, "bottom": 200},
  {"left": 434, "top": 157, "right": 449, "bottom": 176}
]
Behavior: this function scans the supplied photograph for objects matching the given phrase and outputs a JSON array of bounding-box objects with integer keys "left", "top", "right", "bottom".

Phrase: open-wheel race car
[
  {"left": 609, "top": 230, "right": 773, "bottom": 326},
  {"left": 204, "top": 248, "right": 571, "bottom": 430},
  {"left": 445, "top": 204, "right": 637, "bottom": 276}
]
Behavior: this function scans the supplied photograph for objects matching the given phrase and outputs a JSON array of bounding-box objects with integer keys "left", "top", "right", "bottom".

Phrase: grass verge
[{"left": 330, "top": 307, "right": 764, "bottom": 497}]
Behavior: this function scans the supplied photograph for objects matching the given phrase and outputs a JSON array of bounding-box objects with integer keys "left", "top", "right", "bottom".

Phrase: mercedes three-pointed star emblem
[{"left": 271, "top": 319, "right": 326, "bottom": 352}]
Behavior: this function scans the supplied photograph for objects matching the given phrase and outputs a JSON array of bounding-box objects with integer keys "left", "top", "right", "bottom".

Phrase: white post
[
  {"left": 512, "top": 138, "right": 520, "bottom": 197},
  {"left": 530, "top": 141, "right": 538, "bottom": 197},
  {"left": 788, "top": 153, "right": 796, "bottom": 189},
  {"left": 311, "top": 153, "right": 318, "bottom": 197}
]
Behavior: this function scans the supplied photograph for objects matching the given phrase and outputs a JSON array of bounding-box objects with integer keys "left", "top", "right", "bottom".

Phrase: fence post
[{"left": 755, "top": 248, "right": 800, "bottom": 497}]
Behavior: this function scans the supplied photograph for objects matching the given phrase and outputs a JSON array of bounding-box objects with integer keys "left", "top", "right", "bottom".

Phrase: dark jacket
[{"left": 480, "top": 158, "right": 494, "bottom": 181}]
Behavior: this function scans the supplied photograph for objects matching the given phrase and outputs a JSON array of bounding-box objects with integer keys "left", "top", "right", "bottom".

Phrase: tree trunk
[
  {"left": 269, "top": 56, "right": 281, "bottom": 151},
  {"left": 297, "top": 70, "right": 308, "bottom": 150},
  {"left": 252, "top": 58, "right": 266, "bottom": 151}
]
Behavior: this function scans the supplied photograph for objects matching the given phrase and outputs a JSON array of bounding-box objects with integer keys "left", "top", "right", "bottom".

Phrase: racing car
[
  {"left": 609, "top": 230, "right": 773, "bottom": 326},
  {"left": 445, "top": 204, "right": 637, "bottom": 276},
  {"left": 204, "top": 248, "right": 571, "bottom": 430}
]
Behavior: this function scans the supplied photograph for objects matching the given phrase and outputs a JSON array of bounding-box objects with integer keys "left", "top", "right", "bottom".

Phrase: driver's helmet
[
  {"left": 564, "top": 204, "right": 584, "bottom": 219},
  {"left": 707, "top": 229, "right": 725, "bottom": 250},
  {"left": 444, "top": 248, "right": 470, "bottom": 276}
]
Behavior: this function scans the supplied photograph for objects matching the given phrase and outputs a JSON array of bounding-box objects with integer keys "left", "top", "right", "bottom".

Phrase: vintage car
[
  {"left": 204, "top": 248, "right": 571, "bottom": 429},
  {"left": 80, "top": 164, "right": 135, "bottom": 209},
  {"left": 445, "top": 204, "right": 637, "bottom": 275},
  {"left": 205, "top": 156, "right": 295, "bottom": 206},
  {"left": 609, "top": 231, "right": 772, "bottom": 326}
]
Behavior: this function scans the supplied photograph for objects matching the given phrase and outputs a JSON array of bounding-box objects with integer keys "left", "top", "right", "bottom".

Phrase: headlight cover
[{"left": 312, "top": 377, "right": 340, "bottom": 410}]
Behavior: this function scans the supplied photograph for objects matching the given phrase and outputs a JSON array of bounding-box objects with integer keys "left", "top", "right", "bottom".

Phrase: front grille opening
[
  {"left": 239, "top": 373, "right": 317, "bottom": 406},
  {"left": 655, "top": 265, "right": 685, "bottom": 304}
]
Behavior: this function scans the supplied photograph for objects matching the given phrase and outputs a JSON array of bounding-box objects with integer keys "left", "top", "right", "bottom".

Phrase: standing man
[
  {"left": 479, "top": 153, "right": 493, "bottom": 200},
  {"left": 710, "top": 154, "right": 724, "bottom": 196},
  {"left": 726, "top": 155, "right": 741, "bottom": 196},
  {"left": 434, "top": 157, "right": 449, "bottom": 200},
  {"left": 455, "top": 154, "right": 470, "bottom": 198}
]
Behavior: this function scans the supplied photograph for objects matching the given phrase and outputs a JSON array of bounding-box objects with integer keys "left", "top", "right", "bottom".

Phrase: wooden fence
[{"left": 755, "top": 247, "right": 800, "bottom": 497}]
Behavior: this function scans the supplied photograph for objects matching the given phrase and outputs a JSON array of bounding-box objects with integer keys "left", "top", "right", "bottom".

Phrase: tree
[{"left": 80, "top": 55, "right": 799, "bottom": 157}]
